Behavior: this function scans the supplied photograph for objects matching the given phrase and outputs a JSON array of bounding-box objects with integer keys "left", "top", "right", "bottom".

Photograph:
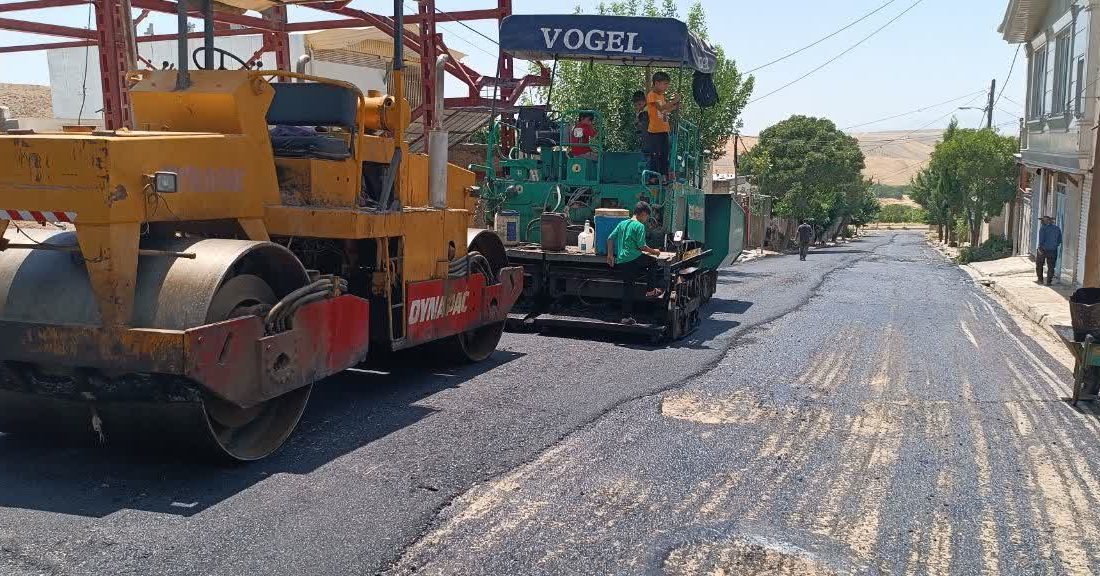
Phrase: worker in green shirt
[{"left": 606, "top": 201, "right": 664, "bottom": 325}]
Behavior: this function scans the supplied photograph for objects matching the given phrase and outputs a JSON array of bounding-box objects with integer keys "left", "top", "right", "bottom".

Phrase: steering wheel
[{"left": 191, "top": 46, "right": 251, "bottom": 70}]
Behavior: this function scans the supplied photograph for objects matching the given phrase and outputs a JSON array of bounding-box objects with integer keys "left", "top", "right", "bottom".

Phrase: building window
[
  {"left": 1030, "top": 43, "right": 1048, "bottom": 119},
  {"left": 1052, "top": 29, "right": 1072, "bottom": 115},
  {"left": 1076, "top": 56, "right": 1086, "bottom": 117}
]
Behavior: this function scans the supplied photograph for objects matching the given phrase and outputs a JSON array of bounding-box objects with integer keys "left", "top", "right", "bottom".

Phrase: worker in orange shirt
[{"left": 645, "top": 71, "right": 680, "bottom": 182}]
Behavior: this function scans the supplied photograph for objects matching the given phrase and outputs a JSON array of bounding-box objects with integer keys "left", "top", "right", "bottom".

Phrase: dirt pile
[{"left": 0, "top": 83, "right": 53, "bottom": 118}]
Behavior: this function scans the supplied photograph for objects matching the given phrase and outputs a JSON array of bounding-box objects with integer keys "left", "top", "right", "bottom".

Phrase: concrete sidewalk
[{"left": 963, "top": 255, "right": 1074, "bottom": 331}]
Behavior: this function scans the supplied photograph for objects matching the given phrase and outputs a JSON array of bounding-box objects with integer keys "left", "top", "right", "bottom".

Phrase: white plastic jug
[{"left": 578, "top": 220, "right": 595, "bottom": 254}]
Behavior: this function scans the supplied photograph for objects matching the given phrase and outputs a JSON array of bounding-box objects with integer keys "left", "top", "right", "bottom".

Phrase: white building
[
  {"left": 44, "top": 26, "right": 466, "bottom": 123},
  {"left": 1000, "top": 0, "right": 1099, "bottom": 285}
]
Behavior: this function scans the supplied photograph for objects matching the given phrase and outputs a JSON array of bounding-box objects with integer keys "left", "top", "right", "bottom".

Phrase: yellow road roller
[{"left": 0, "top": 1, "right": 520, "bottom": 461}]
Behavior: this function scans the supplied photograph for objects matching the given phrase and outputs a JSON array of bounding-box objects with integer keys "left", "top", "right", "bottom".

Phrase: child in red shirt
[{"left": 570, "top": 112, "right": 598, "bottom": 159}]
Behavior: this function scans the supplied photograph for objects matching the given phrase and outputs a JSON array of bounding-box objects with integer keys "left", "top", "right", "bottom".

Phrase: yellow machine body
[
  {"left": 0, "top": 70, "right": 477, "bottom": 328},
  {"left": 0, "top": 68, "right": 516, "bottom": 460}
]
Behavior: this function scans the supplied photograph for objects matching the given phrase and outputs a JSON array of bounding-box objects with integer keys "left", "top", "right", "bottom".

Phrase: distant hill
[
  {"left": 0, "top": 83, "right": 52, "bottom": 118},
  {"left": 714, "top": 129, "right": 940, "bottom": 186},
  {"left": 853, "top": 129, "right": 940, "bottom": 186}
]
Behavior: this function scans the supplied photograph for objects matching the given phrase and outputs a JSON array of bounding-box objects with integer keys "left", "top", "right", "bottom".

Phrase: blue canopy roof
[{"left": 498, "top": 15, "right": 718, "bottom": 74}]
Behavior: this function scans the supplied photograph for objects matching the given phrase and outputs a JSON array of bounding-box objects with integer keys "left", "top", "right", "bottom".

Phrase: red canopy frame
[{"left": 0, "top": 0, "right": 549, "bottom": 129}]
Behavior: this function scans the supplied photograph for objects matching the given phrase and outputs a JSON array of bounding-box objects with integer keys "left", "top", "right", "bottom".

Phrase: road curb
[
  {"left": 982, "top": 278, "right": 1053, "bottom": 329},
  {"left": 956, "top": 259, "right": 1068, "bottom": 343}
]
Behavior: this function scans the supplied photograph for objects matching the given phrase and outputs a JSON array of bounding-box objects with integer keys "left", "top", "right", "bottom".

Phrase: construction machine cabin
[{"left": 0, "top": 0, "right": 534, "bottom": 461}]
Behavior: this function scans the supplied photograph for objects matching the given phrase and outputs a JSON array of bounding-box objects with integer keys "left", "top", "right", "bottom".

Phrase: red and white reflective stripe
[{"left": 0, "top": 210, "right": 77, "bottom": 223}]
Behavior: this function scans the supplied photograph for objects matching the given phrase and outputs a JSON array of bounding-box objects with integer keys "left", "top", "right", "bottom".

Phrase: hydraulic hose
[{"left": 264, "top": 276, "right": 348, "bottom": 333}]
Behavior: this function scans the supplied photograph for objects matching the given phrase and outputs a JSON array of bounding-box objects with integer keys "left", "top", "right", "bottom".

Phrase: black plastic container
[
  {"left": 540, "top": 213, "right": 567, "bottom": 252},
  {"left": 1070, "top": 287, "right": 1100, "bottom": 341}
]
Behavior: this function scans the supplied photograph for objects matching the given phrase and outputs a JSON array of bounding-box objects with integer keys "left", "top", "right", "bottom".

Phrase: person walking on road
[
  {"left": 607, "top": 202, "right": 664, "bottom": 325},
  {"left": 1037, "top": 215, "right": 1062, "bottom": 285},
  {"left": 797, "top": 220, "right": 813, "bottom": 261}
]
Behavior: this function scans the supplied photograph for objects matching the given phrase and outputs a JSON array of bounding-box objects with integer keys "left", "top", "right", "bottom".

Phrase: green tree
[
  {"left": 849, "top": 186, "right": 881, "bottom": 228},
  {"left": 876, "top": 204, "right": 927, "bottom": 224},
  {"left": 911, "top": 120, "right": 1016, "bottom": 247},
  {"left": 741, "top": 115, "right": 866, "bottom": 229},
  {"left": 931, "top": 129, "right": 1017, "bottom": 247},
  {"left": 529, "top": 1, "right": 754, "bottom": 158},
  {"left": 909, "top": 167, "right": 949, "bottom": 241}
]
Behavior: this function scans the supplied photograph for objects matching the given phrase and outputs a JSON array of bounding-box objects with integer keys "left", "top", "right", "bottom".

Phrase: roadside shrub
[
  {"left": 876, "top": 204, "right": 927, "bottom": 223},
  {"left": 841, "top": 225, "right": 856, "bottom": 238},
  {"left": 954, "top": 217, "right": 970, "bottom": 245},
  {"left": 956, "top": 235, "right": 1012, "bottom": 264},
  {"left": 871, "top": 184, "right": 908, "bottom": 199}
]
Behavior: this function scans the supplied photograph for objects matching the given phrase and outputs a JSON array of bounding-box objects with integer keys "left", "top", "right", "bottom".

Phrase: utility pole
[
  {"left": 733, "top": 132, "right": 740, "bottom": 173},
  {"left": 733, "top": 133, "right": 753, "bottom": 249},
  {"left": 986, "top": 78, "right": 996, "bottom": 129}
]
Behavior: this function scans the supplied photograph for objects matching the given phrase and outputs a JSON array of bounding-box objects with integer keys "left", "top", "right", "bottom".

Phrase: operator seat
[{"left": 266, "top": 83, "right": 357, "bottom": 160}]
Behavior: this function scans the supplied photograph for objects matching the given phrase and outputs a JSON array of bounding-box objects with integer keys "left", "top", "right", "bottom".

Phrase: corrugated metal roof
[
  {"left": 306, "top": 26, "right": 465, "bottom": 61},
  {"left": 999, "top": 0, "right": 1050, "bottom": 43},
  {"left": 406, "top": 108, "right": 490, "bottom": 152}
]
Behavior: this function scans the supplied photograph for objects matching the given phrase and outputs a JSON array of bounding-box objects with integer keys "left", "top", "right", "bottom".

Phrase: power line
[
  {"left": 438, "top": 22, "right": 498, "bottom": 58},
  {"left": 402, "top": 2, "right": 497, "bottom": 59},
  {"left": 841, "top": 90, "right": 987, "bottom": 131},
  {"left": 76, "top": 3, "right": 92, "bottom": 125},
  {"left": 748, "top": 0, "right": 926, "bottom": 105},
  {"left": 874, "top": 160, "right": 927, "bottom": 182},
  {"left": 431, "top": 4, "right": 498, "bottom": 46},
  {"left": 747, "top": 132, "right": 945, "bottom": 149},
  {"left": 745, "top": 0, "right": 899, "bottom": 74},
  {"left": 870, "top": 119, "right": 1020, "bottom": 181},
  {"left": 861, "top": 90, "right": 986, "bottom": 155},
  {"left": 992, "top": 44, "right": 1021, "bottom": 127},
  {"left": 992, "top": 44, "right": 1020, "bottom": 112}
]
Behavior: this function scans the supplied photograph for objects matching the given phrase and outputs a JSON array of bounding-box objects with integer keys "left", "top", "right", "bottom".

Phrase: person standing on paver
[
  {"left": 797, "top": 220, "right": 813, "bottom": 261},
  {"left": 607, "top": 202, "right": 664, "bottom": 325},
  {"left": 1037, "top": 215, "right": 1062, "bottom": 285}
]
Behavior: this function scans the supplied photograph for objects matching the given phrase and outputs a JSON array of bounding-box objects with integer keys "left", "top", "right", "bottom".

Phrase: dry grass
[
  {"left": 854, "top": 130, "right": 939, "bottom": 185},
  {"left": 718, "top": 130, "right": 938, "bottom": 187},
  {"left": 879, "top": 195, "right": 921, "bottom": 208}
]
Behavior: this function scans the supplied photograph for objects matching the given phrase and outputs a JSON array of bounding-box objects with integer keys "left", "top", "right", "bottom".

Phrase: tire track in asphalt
[{"left": 384, "top": 234, "right": 901, "bottom": 574}]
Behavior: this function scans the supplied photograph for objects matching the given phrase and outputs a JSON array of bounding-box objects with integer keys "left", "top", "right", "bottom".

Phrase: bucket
[
  {"left": 1070, "top": 287, "right": 1100, "bottom": 341},
  {"left": 540, "top": 213, "right": 568, "bottom": 251},
  {"left": 494, "top": 210, "right": 520, "bottom": 245},
  {"left": 594, "top": 208, "right": 630, "bottom": 255}
]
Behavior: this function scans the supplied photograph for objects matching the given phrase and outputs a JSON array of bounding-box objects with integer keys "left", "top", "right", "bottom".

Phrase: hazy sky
[{"left": 0, "top": 0, "right": 1024, "bottom": 134}]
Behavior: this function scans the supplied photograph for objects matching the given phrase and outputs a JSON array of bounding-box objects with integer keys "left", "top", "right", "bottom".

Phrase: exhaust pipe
[
  {"left": 295, "top": 54, "right": 312, "bottom": 81},
  {"left": 174, "top": 0, "right": 190, "bottom": 90},
  {"left": 428, "top": 53, "right": 450, "bottom": 209}
]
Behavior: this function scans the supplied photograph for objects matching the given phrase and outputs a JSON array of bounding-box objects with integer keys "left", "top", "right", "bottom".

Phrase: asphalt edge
[{"left": 932, "top": 242, "right": 1061, "bottom": 335}]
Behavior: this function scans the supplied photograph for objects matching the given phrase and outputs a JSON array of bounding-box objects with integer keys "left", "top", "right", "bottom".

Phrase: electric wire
[
  {"left": 840, "top": 90, "right": 986, "bottom": 131},
  {"left": 745, "top": 0, "right": 899, "bottom": 73},
  {"left": 748, "top": 0, "right": 926, "bottom": 105},
  {"left": 76, "top": 3, "right": 92, "bottom": 125}
]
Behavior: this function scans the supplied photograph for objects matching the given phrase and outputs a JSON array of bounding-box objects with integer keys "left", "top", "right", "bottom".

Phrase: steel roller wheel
[
  {"left": 447, "top": 321, "right": 505, "bottom": 363},
  {"left": 0, "top": 230, "right": 314, "bottom": 461},
  {"left": 195, "top": 274, "right": 312, "bottom": 462},
  {"left": 438, "top": 229, "right": 508, "bottom": 363}
]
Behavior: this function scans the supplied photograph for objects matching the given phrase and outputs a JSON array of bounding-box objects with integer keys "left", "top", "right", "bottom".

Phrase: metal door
[{"left": 1056, "top": 184, "right": 1067, "bottom": 280}]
